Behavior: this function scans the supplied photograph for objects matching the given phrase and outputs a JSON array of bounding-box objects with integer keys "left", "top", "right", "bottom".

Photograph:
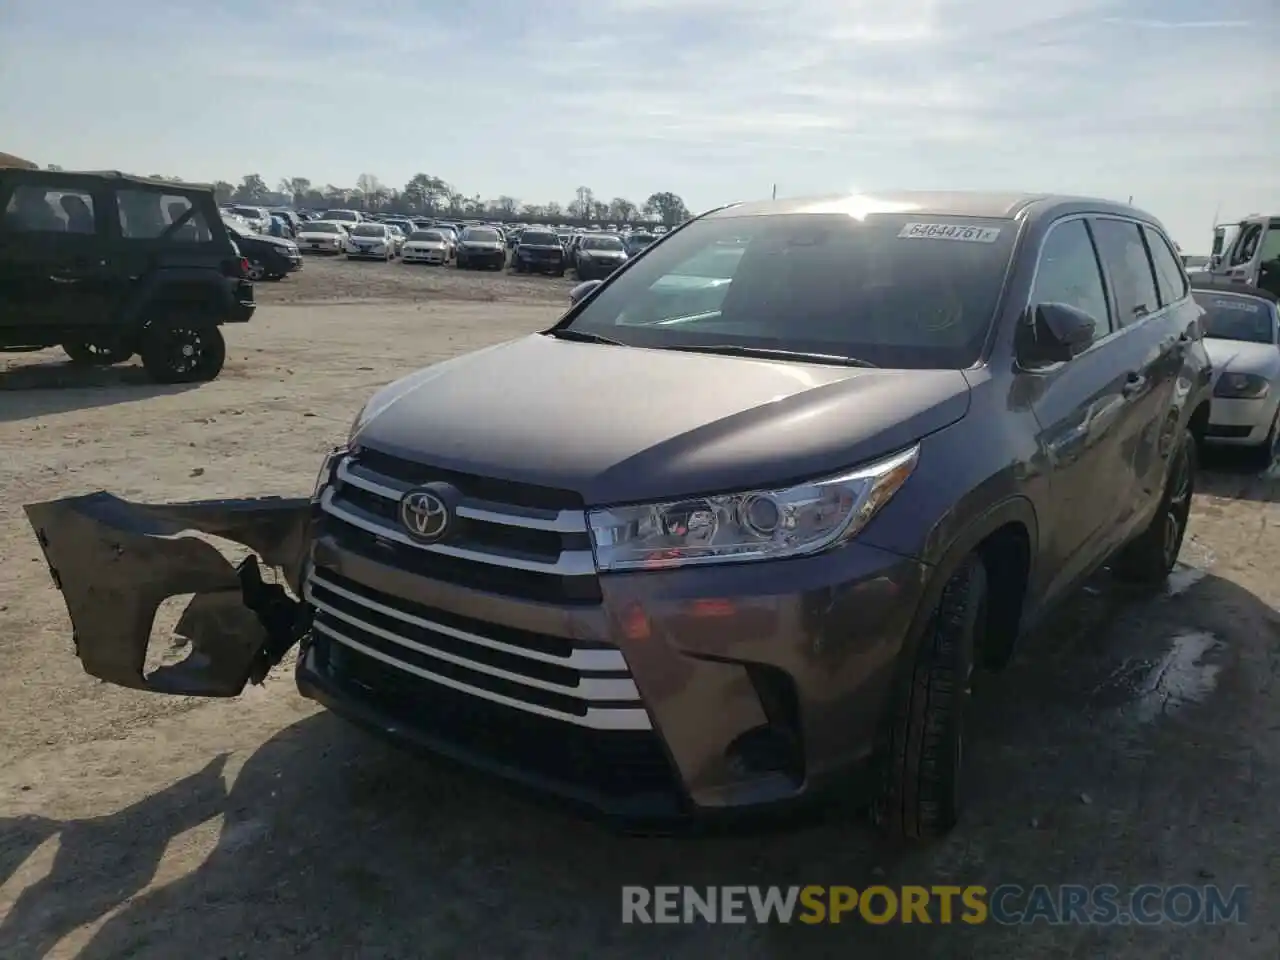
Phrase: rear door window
[
  {"left": 1090, "top": 218, "right": 1160, "bottom": 324},
  {"left": 1029, "top": 218, "right": 1113, "bottom": 341},
  {"left": 3, "top": 184, "right": 97, "bottom": 234},
  {"left": 1142, "top": 226, "right": 1189, "bottom": 307}
]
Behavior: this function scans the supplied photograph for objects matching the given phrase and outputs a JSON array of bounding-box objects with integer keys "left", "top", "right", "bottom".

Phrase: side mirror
[
  {"left": 569, "top": 279, "right": 602, "bottom": 304},
  {"left": 1017, "top": 302, "right": 1097, "bottom": 366}
]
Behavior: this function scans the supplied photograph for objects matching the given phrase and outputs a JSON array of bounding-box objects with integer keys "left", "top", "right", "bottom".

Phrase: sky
[{"left": 1, "top": 0, "right": 1276, "bottom": 251}]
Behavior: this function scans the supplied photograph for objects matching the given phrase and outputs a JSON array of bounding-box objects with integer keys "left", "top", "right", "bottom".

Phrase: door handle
[{"left": 1122, "top": 372, "right": 1146, "bottom": 398}]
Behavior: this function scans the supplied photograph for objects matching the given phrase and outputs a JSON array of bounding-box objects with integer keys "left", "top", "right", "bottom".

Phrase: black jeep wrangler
[{"left": 0, "top": 169, "right": 255, "bottom": 383}]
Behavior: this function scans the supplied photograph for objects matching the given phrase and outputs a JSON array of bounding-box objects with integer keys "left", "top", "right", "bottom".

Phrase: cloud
[{"left": 0, "top": 0, "right": 1276, "bottom": 248}]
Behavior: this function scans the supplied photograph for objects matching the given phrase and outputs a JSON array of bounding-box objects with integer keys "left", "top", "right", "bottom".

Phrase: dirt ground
[{"left": 1, "top": 257, "right": 1278, "bottom": 959}]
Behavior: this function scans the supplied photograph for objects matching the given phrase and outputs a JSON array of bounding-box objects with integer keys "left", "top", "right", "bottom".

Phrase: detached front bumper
[
  {"left": 25, "top": 494, "right": 311, "bottom": 696},
  {"left": 26, "top": 489, "right": 926, "bottom": 824}
]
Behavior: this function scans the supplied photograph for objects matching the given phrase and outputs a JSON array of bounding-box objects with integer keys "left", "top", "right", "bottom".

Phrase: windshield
[
  {"left": 303, "top": 222, "right": 341, "bottom": 234},
  {"left": 231, "top": 207, "right": 261, "bottom": 219},
  {"left": 1193, "top": 293, "right": 1277, "bottom": 344},
  {"left": 411, "top": 231, "right": 444, "bottom": 242},
  {"left": 462, "top": 228, "right": 499, "bottom": 242},
  {"left": 324, "top": 210, "right": 359, "bottom": 222},
  {"left": 221, "top": 216, "right": 251, "bottom": 237},
  {"left": 352, "top": 224, "right": 386, "bottom": 237},
  {"left": 559, "top": 212, "right": 1017, "bottom": 369},
  {"left": 521, "top": 231, "right": 557, "bottom": 245},
  {"left": 583, "top": 236, "right": 624, "bottom": 251}
]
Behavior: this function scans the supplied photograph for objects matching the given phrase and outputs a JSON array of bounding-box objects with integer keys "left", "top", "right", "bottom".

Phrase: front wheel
[
  {"left": 1111, "top": 427, "right": 1195, "bottom": 584},
  {"left": 873, "top": 554, "right": 986, "bottom": 841},
  {"left": 139, "top": 322, "right": 226, "bottom": 384},
  {"left": 62, "top": 340, "right": 134, "bottom": 366}
]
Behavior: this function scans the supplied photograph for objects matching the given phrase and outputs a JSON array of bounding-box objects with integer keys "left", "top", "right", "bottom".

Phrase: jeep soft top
[{"left": 0, "top": 168, "right": 255, "bottom": 383}]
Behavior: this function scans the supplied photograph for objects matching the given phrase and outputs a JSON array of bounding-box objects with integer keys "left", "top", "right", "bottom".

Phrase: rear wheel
[
  {"left": 139, "top": 321, "right": 226, "bottom": 384},
  {"left": 873, "top": 554, "right": 986, "bottom": 840},
  {"left": 1111, "top": 427, "right": 1195, "bottom": 584},
  {"left": 62, "top": 340, "right": 133, "bottom": 366},
  {"left": 245, "top": 260, "right": 267, "bottom": 281}
]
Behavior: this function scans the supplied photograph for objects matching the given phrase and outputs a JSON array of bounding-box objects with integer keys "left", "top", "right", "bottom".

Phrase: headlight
[
  {"left": 588, "top": 445, "right": 919, "bottom": 571},
  {"left": 1214, "top": 372, "right": 1270, "bottom": 399}
]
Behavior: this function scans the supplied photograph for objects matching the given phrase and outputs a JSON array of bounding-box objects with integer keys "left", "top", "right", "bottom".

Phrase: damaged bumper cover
[{"left": 25, "top": 493, "right": 312, "bottom": 697}]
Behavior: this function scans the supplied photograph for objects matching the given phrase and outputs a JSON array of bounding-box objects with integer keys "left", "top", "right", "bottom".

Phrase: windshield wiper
[
  {"left": 547, "top": 328, "right": 627, "bottom": 346},
  {"left": 657, "top": 344, "right": 878, "bottom": 367}
]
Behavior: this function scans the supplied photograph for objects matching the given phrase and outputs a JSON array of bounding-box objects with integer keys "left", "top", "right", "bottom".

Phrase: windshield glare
[
  {"left": 352, "top": 224, "right": 385, "bottom": 237},
  {"left": 411, "top": 231, "right": 444, "bottom": 242},
  {"left": 1193, "top": 294, "right": 1276, "bottom": 344},
  {"left": 561, "top": 212, "right": 1017, "bottom": 369},
  {"left": 521, "top": 231, "right": 557, "bottom": 245},
  {"left": 583, "top": 236, "right": 624, "bottom": 251},
  {"left": 463, "top": 229, "right": 499, "bottom": 242},
  {"left": 304, "top": 222, "right": 341, "bottom": 234}
]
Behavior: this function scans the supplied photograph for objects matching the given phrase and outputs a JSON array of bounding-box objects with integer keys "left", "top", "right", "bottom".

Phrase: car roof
[
  {"left": 1190, "top": 276, "right": 1279, "bottom": 305},
  {"left": 704, "top": 190, "right": 1158, "bottom": 227},
  {"left": 1, "top": 168, "right": 217, "bottom": 195}
]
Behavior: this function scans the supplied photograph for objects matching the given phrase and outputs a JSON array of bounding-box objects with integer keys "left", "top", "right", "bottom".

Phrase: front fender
[{"left": 25, "top": 494, "right": 312, "bottom": 697}]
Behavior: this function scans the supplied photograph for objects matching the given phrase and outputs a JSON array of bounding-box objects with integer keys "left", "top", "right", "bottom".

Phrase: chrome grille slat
[
  {"left": 306, "top": 571, "right": 624, "bottom": 671},
  {"left": 338, "top": 459, "right": 587, "bottom": 533},
  {"left": 310, "top": 595, "right": 638, "bottom": 700},
  {"left": 320, "top": 488, "right": 596, "bottom": 576},
  {"left": 313, "top": 622, "right": 652, "bottom": 731}
]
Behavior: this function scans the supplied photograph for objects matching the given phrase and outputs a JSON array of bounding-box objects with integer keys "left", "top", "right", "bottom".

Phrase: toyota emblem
[{"left": 399, "top": 488, "right": 450, "bottom": 543}]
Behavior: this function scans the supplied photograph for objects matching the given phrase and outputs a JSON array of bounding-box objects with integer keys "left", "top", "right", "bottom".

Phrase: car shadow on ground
[
  {"left": 0, "top": 361, "right": 198, "bottom": 423},
  {"left": 1197, "top": 446, "right": 1279, "bottom": 503},
  {"left": 1, "top": 569, "right": 1275, "bottom": 959}
]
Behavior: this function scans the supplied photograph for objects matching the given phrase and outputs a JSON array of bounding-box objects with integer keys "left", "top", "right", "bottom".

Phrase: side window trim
[
  {"left": 1141, "top": 224, "right": 1189, "bottom": 308},
  {"left": 1025, "top": 213, "right": 1117, "bottom": 339},
  {"left": 1090, "top": 214, "right": 1164, "bottom": 326}
]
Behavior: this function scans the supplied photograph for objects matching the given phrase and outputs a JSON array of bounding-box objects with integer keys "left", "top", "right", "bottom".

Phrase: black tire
[
  {"left": 139, "top": 322, "right": 226, "bottom": 384},
  {"left": 245, "top": 260, "right": 267, "bottom": 281},
  {"left": 873, "top": 554, "right": 986, "bottom": 841},
  {"left": 1111, "top": 427, "right": 1195, "bottom": 584},
  {"left": 62, "top": 340, "right": 133, "bottom": 366}
]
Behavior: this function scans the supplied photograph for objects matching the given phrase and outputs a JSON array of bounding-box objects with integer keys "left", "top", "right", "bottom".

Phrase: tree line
[{"left": 203, "top": 172, "right": 691, "bottom": 226}]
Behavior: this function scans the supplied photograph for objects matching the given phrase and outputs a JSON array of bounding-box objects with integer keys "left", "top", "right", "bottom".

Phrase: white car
[
  {"left": 345, "top": 222, "right": 395, "bottom": 261},
  {"left": 296, "top": 220, "right": 348, "bottom": 254},
  {"left": 1191, "top": 284, "right": 1280, "bottom": 460},
  {"left": 228, "top": 205, "right": 271, "bottom": 233},
  {"left": 401, "top": 229, "right": 452, "bottom": 264}
]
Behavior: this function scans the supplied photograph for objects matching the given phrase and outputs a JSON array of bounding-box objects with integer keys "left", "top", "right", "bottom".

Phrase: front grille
[
  {"left": 1205, "top": 423, "right": 1253, "bottom": 438},
  {"left": 320, "top": 450, "right": 600, "bottom": 604},
  {"left": 305, "top": 567, "right": 649, "bottom": 730},
  {"left": 310, "top": 628, "right": 679, "bottom": 804}
]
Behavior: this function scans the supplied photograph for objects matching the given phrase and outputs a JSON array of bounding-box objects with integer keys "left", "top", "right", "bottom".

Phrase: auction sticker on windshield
[
  {"left": 1210, "top": 299, "right": 1261, "bottom": 312},
  {"left": 898, "top": 222, "right": 1002, "bottom": 243}
]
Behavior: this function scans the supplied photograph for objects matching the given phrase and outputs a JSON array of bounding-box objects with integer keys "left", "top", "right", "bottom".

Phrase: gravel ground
[{"left": 0, "top": 260, "right": 1278, "bottom": 959}]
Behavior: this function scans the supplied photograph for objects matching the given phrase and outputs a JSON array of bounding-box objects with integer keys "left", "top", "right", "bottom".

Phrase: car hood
[
  {"left": 352, "top": 334, "right": 972, "bottom": 504},
  {"left": 241, "top": 234, "right": 293, "bottom": 251},
  {"left": 1203, "top": 338, "right": 1279, "bottom": 375}
]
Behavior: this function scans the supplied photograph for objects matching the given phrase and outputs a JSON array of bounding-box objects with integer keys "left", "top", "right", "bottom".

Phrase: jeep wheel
[
  {"left": 873, "top": 554, "right": 986, "bottom": 841},
  {"left": 140, "top": 322, "right": 226, "bottom": 384},
  {"left": 1111, "top": 428, "right": 1195, "bottom": 585},
  {"left": 245, "top": 260, "right": 267, "bottom": 281},
  {"left": 62, "top": 340, "right": 133, "bottom": 366}
]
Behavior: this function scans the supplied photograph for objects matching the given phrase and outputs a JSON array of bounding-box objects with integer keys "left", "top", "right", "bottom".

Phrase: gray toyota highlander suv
[{"left": 26, "top": 191, "right": 1212, "bottom": 839}]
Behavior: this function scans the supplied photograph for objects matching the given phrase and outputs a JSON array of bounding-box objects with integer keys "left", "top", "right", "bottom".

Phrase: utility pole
[
  {"left": 771, "top": 183, "right": 777, "bottom": 200},
  {"left": 1127, "top": 194, "right": 1133, "bottom": 205}
]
